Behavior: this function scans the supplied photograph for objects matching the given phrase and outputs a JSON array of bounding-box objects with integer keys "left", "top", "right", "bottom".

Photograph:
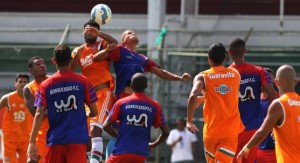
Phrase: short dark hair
[
  {"left": 53, "top": 44, "right": 71, "bottom": 67},
  {"left": 27, "top": 56, "right": 43, "bottom": 69},
  {"left": 16, "top": 73, "right": 29, "bottom": 82},
  {"left": 229, "top": 38, "right": 245, "bottom": 50},
  {"left": 264, "top": 68, "right": 274, "bottom": 76},
  {"left": 83, "top": 19, "right": 100, "bottom": 30},
  {"left": 131, "top": 73, "right": 147, "bottom": 93},
  {"left": 208, "top": 42, "right": 226, "bottom": 66},
  {"left": 176, "top": 117, "right": 186, "bottom": 125}
]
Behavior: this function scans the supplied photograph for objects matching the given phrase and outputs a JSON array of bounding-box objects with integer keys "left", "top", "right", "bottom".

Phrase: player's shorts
[
  {"left": 44, "top": 144, "right": 86, "bottom": 163},
  {"left": 2, "top": 139, "right": 29, "bottom": 163},
  {"left": 257, "top": 149, "right": 276, "bottom": 163},
  {"left": 203, "top": 136, "right": 238, "bottom": 163},
  {"left": 89, "top": 88, "right": 115, "bottom": 129},
  {"left": 233, "top": 129, "right": 257, "bottom": 163},
  {"left": 106, "top": 153, "right": 146, "bottom": 163}
]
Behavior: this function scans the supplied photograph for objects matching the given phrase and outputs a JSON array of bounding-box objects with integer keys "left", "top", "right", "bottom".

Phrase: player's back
[
  {"left": 111, "top": 93, "right": 165, "bottom": 156},
  {"left": 3, "top": 91, "right": 32, "bottom": 142},
  {"left": 273, "top": 92, "right": 300, "bottom": 162},
  {"left": 72, "top": 40, "right": 113, "bottom": 87},
  {"left": 229, "top": 62, "right": 271, "bottom": 130},
  {"left": 201, "top": 66, "right": 244, "bottom": 139},
  {"left": 36, "top": 70, "right": 97, "bottom": 146}
]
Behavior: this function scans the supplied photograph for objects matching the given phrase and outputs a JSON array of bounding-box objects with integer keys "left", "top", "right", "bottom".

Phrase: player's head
[
  {"left": 53, "top": 44, "right": 72, "bottom": 67},
  {"left": 275, "top": 65, "right": 297, "bottom": 93},
  {"left": 27, "top": 56, "right": 47, "bottom": 78},
  {"left": 265, "top": 68, "right": 275, "bottom": 83},
  {"left": 83, "top": 19, "right": 99, "bottom": 44},
  {"left": 176, "top": 118, "right": 186, "bottom": 131},
  {"left": 15, "top": 73, "right": 29, "bottom": 92},
  {"left": 131, "top": 73, "right": 147, "bottom": 93},
  {"left": 121, "top": 29, "right": 139, "bottom": 49},
  {"left": 83, "top": 19, "right": 100, "bottom": 30},
  {"left": 207, "top": 42, "right": 226, "bottom": 66},
  {"left": 228, "top": 38, "right": 246, "bottom": 59}
]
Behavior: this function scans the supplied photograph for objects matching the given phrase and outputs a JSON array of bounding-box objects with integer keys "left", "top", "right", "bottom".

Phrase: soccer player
[
  {"left": 70, "top": 19, "right": 118, "bottom": 163},
  {"left": 257, "top": 68, "right": 277, "bottom": 163},
  {"left": 237, "top": 65, "right": 300, "bottom": 162},
  {"left": 187, "top": 43, "right": 244, "bottom": 163},
  {"left": 103, "top": 73, "right": 170, "bottom": 163},
  {"left": 0, "top": 73, "right": 31, "bottom": 163},
  {"left": 94, "top": 29, "right": 191, "bottom": 99},
  {"left": 228, "top": 38, "right": 277, "bottom": 163},
  {"left": 23, "top": 56, "right": 49, "bottom": 162},
  {"left": 27, "top": 44, "right": 98, "bottom": 163}
]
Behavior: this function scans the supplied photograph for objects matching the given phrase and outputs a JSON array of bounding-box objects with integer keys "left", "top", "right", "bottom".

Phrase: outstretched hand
[{"left": 181, "top": 73, "right": 191, "bottom": 81}]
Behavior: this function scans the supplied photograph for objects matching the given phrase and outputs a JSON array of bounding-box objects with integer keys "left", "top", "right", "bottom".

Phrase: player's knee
[{"left": 90, "top": 125, "right": 103, "bottom": 137}]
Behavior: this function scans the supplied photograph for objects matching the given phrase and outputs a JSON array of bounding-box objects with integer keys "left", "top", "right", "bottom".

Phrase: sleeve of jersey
[
  {"left": 34, "top": 86, "right": 47, "bottom": 108},
  {"left": 261, "top": 68, "right": 272, "bottom": 85},
  {"left": 109, "top": 102, "right": 121, "bottom": 122},
  {"left": 84, "top": 79, "right": 98, "bottom": 105},
  {"left": 153, "top": 103, "right": 166, "bottom": 128},
  {"left": 144, "top": 58, "right": 159, "bottom": 72},
  {"left": 107, "top": 46, "right": 121, "bottom": 62}
]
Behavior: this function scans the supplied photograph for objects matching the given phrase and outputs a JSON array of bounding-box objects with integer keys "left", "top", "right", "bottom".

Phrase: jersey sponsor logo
[
  {"left": 11, "top": 103, "right": 25, "bottom": 108},
  {"left": 55, "top": 95, "right": 77, "bottom": 113},
  {"left": 240, "top": 78, "right": 256, "bottom": 84},
  {"left": 13, "top": 111, "right": 26, "bottom": 122},
  {"left": 126, "top": 56, "right": 133, "bottom": 60},
  {"left": 288, "top": 99, "right": 300, "bottom": 106},
  {"left": 80, "top": 54, "right": 93, "bottom": 67},
  {"left": 239, "top": 86, "right": 255, "bottom": 102},
  {"left": 214, "top": 84, "right": 232, "bottom": 95},
  {"left": 208, "top": 72, "right": 235, "bottom": 79},
  {"left": 127, "top": 113, "right": 148, "bottom": 128}
]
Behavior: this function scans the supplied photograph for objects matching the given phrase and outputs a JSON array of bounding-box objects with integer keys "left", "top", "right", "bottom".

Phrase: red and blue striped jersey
[
  {"left": 229, "top": 62, "right": 272, "bottom": 130},
  {"left": 34, "top": 70, "right": 97, "bottom": 146},
  {"left": 109, "top": 92, "right": 166, "bottom": 157}
]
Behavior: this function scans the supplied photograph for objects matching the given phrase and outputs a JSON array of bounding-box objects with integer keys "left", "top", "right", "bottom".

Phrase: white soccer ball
[{"left": 90, "top": 4, "right": 112, "bottom": 25}]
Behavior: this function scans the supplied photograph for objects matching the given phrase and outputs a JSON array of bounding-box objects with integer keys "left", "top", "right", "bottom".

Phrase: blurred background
[{"left": 1, "top": 0, "right": 300, "bottom": 162}]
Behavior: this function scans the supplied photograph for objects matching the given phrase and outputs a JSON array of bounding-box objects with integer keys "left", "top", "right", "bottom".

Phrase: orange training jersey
[
  {"left": 27, "top": 80, "right": 49, "bottom": 140},
  {"left": 273, "top": 92, "right": 300, "bottom": 162},
  {"left": 72, "top": 40, "right": 113, "bottom": 87},
  {"left": 3, "top": 91, "right": 32, "bottom": 142},
  {"left": 201, "top": 66, "right": 244, "bottom": 139}
]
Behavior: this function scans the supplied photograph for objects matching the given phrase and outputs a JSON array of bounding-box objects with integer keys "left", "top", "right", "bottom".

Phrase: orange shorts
[
  {"left": 203, "top": 136, "right": 238, "bottom": 163},
  {"left": 2, "top": 139, "right": 29, "bottom": 163},
  {"left": 88, "top": 88, "right": 114, "bottom": 129}
]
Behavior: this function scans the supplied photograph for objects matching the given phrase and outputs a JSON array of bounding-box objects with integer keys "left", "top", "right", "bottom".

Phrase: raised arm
[
  {"left": 23, "top": 86, "right": 36, "bottom": 116},
  {"left": 187, "top": 74, "right": 205, "bottom": 134},
  {"left": 150, "top": 67, "right": 191, "bottom": 81}
]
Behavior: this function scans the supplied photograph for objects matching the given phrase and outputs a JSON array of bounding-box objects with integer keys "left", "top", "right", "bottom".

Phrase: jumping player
[
  {"left": 27, "top": 44, "right": 98, "bottom": 163},
  {"left": 103, "top": 73, "right": 169, "bottom": 163},
  {"left": 187, "top": 43, "right": 244, "bottom": 163},
  {"left": 70, "top": 19, "right": 117, "bottom": 163},
  {"left": 23, "top": 56, "right": 49, "bottom": 162},
  {"left": 228, "top": 38, "right": 277, "bottom": 163},
  {"left": 0, "top": 73, "right": 31, "bottom": 163},
  {"left": 237, "top": 65, "right": 300, "bottom": 162}
]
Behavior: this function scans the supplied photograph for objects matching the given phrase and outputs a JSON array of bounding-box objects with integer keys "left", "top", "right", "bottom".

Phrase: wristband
[{"left": 242, "top": 146, "right": 249, "bottom": 153}]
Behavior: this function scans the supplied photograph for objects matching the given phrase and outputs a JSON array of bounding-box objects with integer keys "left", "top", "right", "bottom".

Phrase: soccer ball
[{"left": 91, "top": 4, "right": 112, "bottom": 25}]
